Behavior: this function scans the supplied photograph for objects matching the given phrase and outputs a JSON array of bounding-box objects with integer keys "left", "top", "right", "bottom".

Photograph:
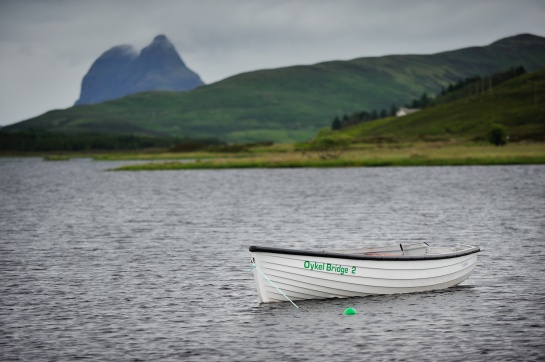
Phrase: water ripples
[{"left": 1, "top": 159, "right": 544, "bottom": 361}]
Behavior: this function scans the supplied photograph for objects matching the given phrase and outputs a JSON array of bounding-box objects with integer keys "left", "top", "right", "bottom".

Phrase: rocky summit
[{"left": 75, "top": 35, "right": 204, "bottom": 105}]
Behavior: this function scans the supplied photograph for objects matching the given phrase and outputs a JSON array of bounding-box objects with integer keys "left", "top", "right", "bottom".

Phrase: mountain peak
[
  {"left": 75, "top": 35, "right": 204, "bottom": 105},
  {"left": 491, "top": 33, "right": 545, "bottom": 46},
  {"left": 153, "top": 34, "right": 168, "bottom": 42},
  {"left": 149, "top": 35, "right": 173, "bottom": 49}
]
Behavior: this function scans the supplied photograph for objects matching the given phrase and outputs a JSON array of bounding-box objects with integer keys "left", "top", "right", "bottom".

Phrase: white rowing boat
[{"left": 249, "top": 242, "right": 480, "bottom": 303}]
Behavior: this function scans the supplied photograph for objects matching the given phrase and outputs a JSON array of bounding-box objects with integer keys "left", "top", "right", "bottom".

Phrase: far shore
[
  {"left": 109, "top": 142, "right": 545, "bottom": 171},
  {"left": 2, "top": 142, "right": 544, "bottom": 170}
]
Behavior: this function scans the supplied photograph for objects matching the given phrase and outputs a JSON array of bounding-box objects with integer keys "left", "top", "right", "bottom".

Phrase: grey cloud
[{"left": 1, "top": 0, "right": 544, "bottom": 126}]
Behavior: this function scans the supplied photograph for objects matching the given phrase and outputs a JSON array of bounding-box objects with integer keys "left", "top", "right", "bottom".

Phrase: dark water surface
[{"left": 1, "top": 158, "right": 544, "bottom": 361}]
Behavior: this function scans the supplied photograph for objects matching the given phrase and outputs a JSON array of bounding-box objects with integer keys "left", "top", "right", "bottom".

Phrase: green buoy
[{"left": 343, "top": 307, "right": 357, "bottom": 315}]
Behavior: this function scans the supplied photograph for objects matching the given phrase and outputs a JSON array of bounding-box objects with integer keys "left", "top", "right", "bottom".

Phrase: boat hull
[{"left": 250, "top": 246, "right": 479, "bottom": 303}]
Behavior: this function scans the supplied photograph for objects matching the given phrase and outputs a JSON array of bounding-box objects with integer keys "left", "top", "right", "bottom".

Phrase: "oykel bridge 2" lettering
[{"left": 303, "top": 260, "right": 356, "bottom": 275}]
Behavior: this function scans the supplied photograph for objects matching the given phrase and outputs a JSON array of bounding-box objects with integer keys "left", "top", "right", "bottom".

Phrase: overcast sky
[{"left": 1, "top": 0, "right": 544, "bottom": 126}]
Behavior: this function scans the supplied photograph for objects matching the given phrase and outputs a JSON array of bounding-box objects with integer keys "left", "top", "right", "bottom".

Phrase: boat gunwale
[{"left": 249, "top": 245, "right": 480, "bottom": 261}]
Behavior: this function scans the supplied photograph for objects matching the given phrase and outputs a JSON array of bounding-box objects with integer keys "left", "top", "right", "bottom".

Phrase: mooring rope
[{"left": 249, "top": 263, "right": 299, "bottom": 308}]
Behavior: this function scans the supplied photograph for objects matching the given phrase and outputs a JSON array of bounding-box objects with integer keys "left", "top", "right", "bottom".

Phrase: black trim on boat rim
[{"left": 249, "top": 245, "right": 480, "bottom": 261}]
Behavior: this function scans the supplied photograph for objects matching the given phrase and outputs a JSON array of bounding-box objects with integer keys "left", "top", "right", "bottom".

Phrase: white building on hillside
[{"left": 396, "top": 107, "right": 420, "bottom": 117}]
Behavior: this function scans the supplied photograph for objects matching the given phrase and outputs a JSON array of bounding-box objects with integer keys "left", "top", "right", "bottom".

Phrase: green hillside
[
  {"left": 5, "top": 34, "right": 545, "bottom": 143},
  {"left": 329, "top": 69, "right": 545, "bottom": 143}
]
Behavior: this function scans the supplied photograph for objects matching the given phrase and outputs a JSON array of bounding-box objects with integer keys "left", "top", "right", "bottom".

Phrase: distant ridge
[
  {"left": 490, "top": 33, "right": 543, "bottom": 46},
  {"left": 6, "top": 33, "right": 545, "bottom": 143},
  {"left": 75, "top": 35, "right": 204, "bottom": 105},
  {"left": 329, "top": 68, "right": 545, "bottom": 143}
]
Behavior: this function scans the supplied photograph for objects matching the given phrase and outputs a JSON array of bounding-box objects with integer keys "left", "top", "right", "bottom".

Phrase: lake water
[{"left": 1, "top": 158, "right": 544, "bottom": 361}]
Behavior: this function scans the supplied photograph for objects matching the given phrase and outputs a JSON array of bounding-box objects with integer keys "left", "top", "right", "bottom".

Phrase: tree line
[
  {"left": 0, "top": 128, "right": 277, "bottom": 153},
  {"left": 0, "top": 129, "right": 220, "bottom": 152},
  {"left": 331, "top": 105, "right": 398, "bottom": 130},
  {"left": 434, "top": 66, "right": 526, "bottom": 104}
]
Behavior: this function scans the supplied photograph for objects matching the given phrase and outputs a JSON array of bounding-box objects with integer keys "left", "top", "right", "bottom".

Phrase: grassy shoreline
[
  {"left": 111, "top": 142, "right": 545, "bottom": 171},
  {"left": 3, "top": 142, "right": 544, "bottom": 170}
]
